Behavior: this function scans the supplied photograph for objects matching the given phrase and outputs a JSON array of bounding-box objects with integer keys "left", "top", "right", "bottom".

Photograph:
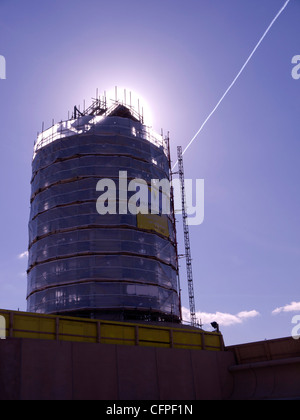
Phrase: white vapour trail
[{"left": 172, "top": 0, "right": 291, "bottom": 171}]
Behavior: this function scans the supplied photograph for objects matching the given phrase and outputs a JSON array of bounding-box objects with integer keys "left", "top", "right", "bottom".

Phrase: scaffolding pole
[
  {"left": 177, "top": 146, "right": 197, "bottom": 327},
  {"left": 167, "top": 133, "right": 182, "bottom": 321}
]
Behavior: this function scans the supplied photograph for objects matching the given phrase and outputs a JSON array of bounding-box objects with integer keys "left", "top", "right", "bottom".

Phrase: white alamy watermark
[
  {"left": 0, "top": 55, "right": 6, "bottom": 80},
  {"left": 291, "top": 315, "right": 300, "bottom": 340},
  {"left": 96, "top": 171, "right": 204, "bottom": 226},
  {"left": 0, "top": 315, "right": 5, "bottom": 339},
  {"left": 291, "top": 55, "right": 300, "bottom": 80}
]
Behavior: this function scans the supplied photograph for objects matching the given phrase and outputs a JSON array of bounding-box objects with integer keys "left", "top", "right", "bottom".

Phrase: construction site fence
[{"left": 0, "top": 309, "right": 224, "bottom": 352}]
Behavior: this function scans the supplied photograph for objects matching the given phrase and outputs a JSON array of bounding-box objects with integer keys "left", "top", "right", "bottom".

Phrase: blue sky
[{"left": 0, "top": 0, "right": 299, "bottom": 346}]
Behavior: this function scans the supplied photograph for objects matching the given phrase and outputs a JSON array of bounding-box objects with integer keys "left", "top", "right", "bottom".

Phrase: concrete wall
[
  {"left": 227, "top": 336, "right": 300, "bottom": 400},
  {"left": 229, "top": 357, "right": 300, "bottom": 400},
  {"left": 1, "top": 337, "right": 299, "bottom": 400},
  {"left": 0, "top": 338, "right": 235, "bottom": 400}
]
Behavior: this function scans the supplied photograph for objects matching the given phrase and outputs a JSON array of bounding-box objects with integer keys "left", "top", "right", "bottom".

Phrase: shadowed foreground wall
[
  {"left": 227, "top": 336, "right": 300, "bottom": 400},
  {"left": 0, "top": 338, "right": 234, "bottom": 400},
  {"left": 1, "top": 337, "right": 300, "bottom": 400}
]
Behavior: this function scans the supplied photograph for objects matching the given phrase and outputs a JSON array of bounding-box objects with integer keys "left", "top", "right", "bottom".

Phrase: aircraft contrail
[{"left": 172, "top": 0, "right": 291, "bottom": 171}]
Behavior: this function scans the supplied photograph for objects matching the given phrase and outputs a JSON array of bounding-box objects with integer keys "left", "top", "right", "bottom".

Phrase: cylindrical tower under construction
[{"left": 27, "top": 96, "right": 181, "bottom": 322}]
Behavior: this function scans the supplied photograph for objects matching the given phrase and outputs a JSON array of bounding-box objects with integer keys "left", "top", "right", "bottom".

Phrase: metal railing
[{"left": 33, "top": 110, "right": 168, "bottom": 160}]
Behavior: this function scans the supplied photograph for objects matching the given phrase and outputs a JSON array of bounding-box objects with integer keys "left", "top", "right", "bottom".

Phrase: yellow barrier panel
[
  {"left": 0, "top": 309, "right": 224, "bottom": 351},
  {"left": 0, "top": 315, "right": 5, "bottom": 339}
]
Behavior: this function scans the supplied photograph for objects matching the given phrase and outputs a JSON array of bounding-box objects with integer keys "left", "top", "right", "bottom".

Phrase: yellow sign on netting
[{"left": 137, "top": 214, "right": 169, "bottom": 238}]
